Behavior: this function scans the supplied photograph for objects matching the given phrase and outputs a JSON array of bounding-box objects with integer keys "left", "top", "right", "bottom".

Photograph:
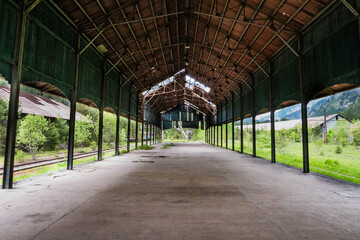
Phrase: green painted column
[
  {"left": 135, "top": 94, "right": 139, "bottom": 150},
  {"left": 67, "top": 35, "right": 80, "bottom": 169},
  {"left": 115, "top": 80, "right": 121, "bottom": 156},
  {"left": 232, "top": 92, "right": 235, "bottom": 151},
  {"left": 3, "top": 1, "right": 27, "bottom": 188},
  {"left": 216, "top": 124, "right": 219, "bottom": 146},
  {"left": 240, "top": 85, "right": 244, "bottom": 153},
  {"left": 251, "top": 76, "right": 256, "bottom": 157},
  {"left": 298, "top": 34, "right": 309, "bottom": 173},
  {"left": 127, "top": 88, "right": 132, "bottom": 152},
  {"left": 97, "top": 58, "right": 107, "bottom": 161},
  {"left": 225, "top": 99, "right": 228, "bottom": 149},
  {"left": 220, "top": 104, "right": 223, "bottom": 148},
  {"left": 269, "top": 63, "right": 276, "bottom": 163}
]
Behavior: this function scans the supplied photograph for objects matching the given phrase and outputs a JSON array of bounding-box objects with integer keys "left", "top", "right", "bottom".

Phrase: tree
[
  {"left": 74, "top": 116, "right": 93, "bottom": 148},
  {"left": 53, "top": 118, "right": 69, "bottom": 144},
  {"left": 332, "top": 121, "right": 350, "bottom": 146},
  {"left": 97, "top": 112, "right": 116, "bottom": 148},
  {"left": 0, "top": 98, "right": 8, "bottom": 151},
  {"left": 352, "top": 121, "right": 360, "bottom": 146},
  {"left": 17, "top": 115, "right": 49, "bottom": 159},
  {"left": 43, "top": 121, "right": 60, "bottom": 151}
]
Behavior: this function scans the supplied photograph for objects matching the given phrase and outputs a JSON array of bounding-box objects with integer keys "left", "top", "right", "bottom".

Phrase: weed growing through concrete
[
  {"left": 137, "top": 145, "right": 153, "bottom": 150},
  {"left": 162, "top": 143, "right": 174, "bottom": 149}
]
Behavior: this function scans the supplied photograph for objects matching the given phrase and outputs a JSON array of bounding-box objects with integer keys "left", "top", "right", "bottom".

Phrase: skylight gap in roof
[
  {"left": 185, "top": 75, "right": 210, "bottom": 93},
  {"left": 142, "top": 76, "right": 174, "bottom": 95}
]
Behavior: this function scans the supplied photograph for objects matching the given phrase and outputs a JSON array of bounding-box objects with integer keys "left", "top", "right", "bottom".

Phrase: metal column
[
  {"left": 135, "top": 94, "right": 139, "bottom": 150},
  {"left": 67, "top": 35, "right": 80, "bottom": 169},
  {"left": 225, "top": 100, "right": 228, "bottom": 149},
  {"left": 213, "top": 125, "right": 215, "bottom": 145},
  {"left": 151, "top": 124, "right": 153, "bottom": 144},
  {"left": 141, "top": 119, "right": 144, "bottom": 146},
  {"left": 269, "top": 63, "right": 276, "bottom": 163},
  {"left": 231, "top": 92, "right": 235, "bottom": 151},
  {"left": 205, "top": 124, "right": 208, "bottom": 143},
  {"left": 149, "top": 123, "right": 152, "bottom": 145},
  {"left": 240, "top": 85, "right": 243, "bottom": 153},
  {"left": 146, "top": 121, "right": 149, "bottom": 145},
  {"left": 212, "top": 125, "right": 214, "bottom": 145},
  {"left": 115, "top": 81, "right": 121, "bottom": 156},
  {"left": 2, "top": 1, "right": 27, "bottom": 188},
  {"left": 146, "top": 105, "right": 149, "bottom": 145},
  {"left": 216, "top": 124, "right": 219, "bottom": 146},
  {"left": 298, "top": 34, "right": 309, "bottom": 173},
  {"left": 97, "top": 58, "right": 107, "bottom": 161},
  {"left": 220, "top": 104, "right": 223, "bottom": 148},
  {"left": 251, "top": 76, "right": 256, "bottom": 157},
  {"left": 127, "top": 88, "right": 132, "bottom": 152},
  {"left": 152, "top": 124, "right": 155, "bottom": 144}
]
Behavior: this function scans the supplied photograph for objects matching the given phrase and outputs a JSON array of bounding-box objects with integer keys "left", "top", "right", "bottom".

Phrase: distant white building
[{"left": 239, "top": 114, "right": 350, "bottom": 134}]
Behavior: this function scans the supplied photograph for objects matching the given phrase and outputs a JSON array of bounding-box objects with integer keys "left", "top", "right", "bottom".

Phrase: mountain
[{"left": 251, "top": 87, "right": 360, "bottom": 123}]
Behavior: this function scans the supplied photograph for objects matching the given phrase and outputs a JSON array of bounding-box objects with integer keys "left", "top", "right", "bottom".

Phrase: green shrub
[
  {"left": 325, "top": 159, "right": 340, "bottom": 166},
  {"left": 162, "top": 143, "right": 174, "bottom": 149},
  {"left": 320, "top": 151, "right": 324, "bottom": 156},
  {"left": 102, "top": 143, "right": 109, "bottom": 150},
  {"left": 314, "top": 139, "right": 323, "bottom": 152},
  {"left": 15, "top": 150, "right": 26, "bottom": 163},
  {"left": 352, "top": 123, "right": 360, "bottom": 146},
  {"left": 137, "top": 144, "right": 153, "bottom": 150},
  {"left": 335, "top": 146, "right": 343, "bottom": 154},
  {"left": 90, "top": 141, "right": 97, "bottom": 151},
  {"left": 17, "top": 115, "right": 49, "bottom": 159}
]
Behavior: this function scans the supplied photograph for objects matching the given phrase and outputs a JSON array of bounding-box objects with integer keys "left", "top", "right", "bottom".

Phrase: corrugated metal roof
[{"left": 0, "top": 86, "right": 88, "bottom": 122}]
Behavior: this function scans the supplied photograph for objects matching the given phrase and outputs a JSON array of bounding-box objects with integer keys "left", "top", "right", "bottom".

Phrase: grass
[
  {"left": 162, "top": 143, "right": 174, "bottom": 149},
  {"left": 137, "top": 144, "right": 153, "bottom": 150},
  {"left": 0, "top": 146, "right": 138, "bottom": 185},
  {"left": 212, "top": 138, "right": 360, "bottom": 184}
]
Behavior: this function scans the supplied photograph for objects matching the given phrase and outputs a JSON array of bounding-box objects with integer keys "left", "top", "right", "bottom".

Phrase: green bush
[
  {"left": 90, "top": 141, "right": 97, "bottom": 151},
  {"left": 0, "top": 98, "right": 9, "bottom": 152},
  {"left": 335, "top": 146, "right": 343, "bottom": 154},
  {"left": 352, "top": 123, "right": 360, "bottom": 146},
  {"left": 102, "top": 143, "right": 109, "bottom": 150},
  {"left": 15, "top": 150, "right": 26, "bottom": 163},
  {"left": 162, "top": 143, "right": 174, "bottom": 149},
  {"left": 43, "top": 121, "right": 60, "bottom": 151},
  {"left": 137, "top": 144, "right": 153, "bottom": 150},
  {"left": 325, "top": 159, "right": 340, "bottom": 166},
  {"left": 314, "top": 139, "right": 323, "bottom": 152},
  {"left": 74, "top": 116, "right": 93, "bottom": 148},
  {"left": 17, "top": 115, "right": 50, "bottom": 159}
]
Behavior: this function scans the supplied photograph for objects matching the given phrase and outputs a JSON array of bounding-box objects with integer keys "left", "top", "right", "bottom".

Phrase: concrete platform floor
[{"left": 1, "top": 143, "right": 360, "bottom": 240}]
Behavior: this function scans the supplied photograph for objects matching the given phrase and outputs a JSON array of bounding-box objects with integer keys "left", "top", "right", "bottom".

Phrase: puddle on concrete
[
  {"left": 140, "top": 155, "right": 168, "bottom": 158},
  {"left": 133, "top": 160, "right": 154, "bottom": 163}
]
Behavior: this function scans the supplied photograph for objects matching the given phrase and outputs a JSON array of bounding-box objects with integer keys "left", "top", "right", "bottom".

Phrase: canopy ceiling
[{"left": 56, "top": 0, "right": 332, "bottom": 114}]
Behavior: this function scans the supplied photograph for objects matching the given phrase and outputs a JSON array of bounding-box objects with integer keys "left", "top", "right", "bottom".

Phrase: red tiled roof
[{"left": 0, "top": 86, "right": 88, "bottom": 122}]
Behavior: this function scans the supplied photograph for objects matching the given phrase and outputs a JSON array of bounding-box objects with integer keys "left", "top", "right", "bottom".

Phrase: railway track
[{"left": 0, "top": 147, "right": 123, "bottom": 175}]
